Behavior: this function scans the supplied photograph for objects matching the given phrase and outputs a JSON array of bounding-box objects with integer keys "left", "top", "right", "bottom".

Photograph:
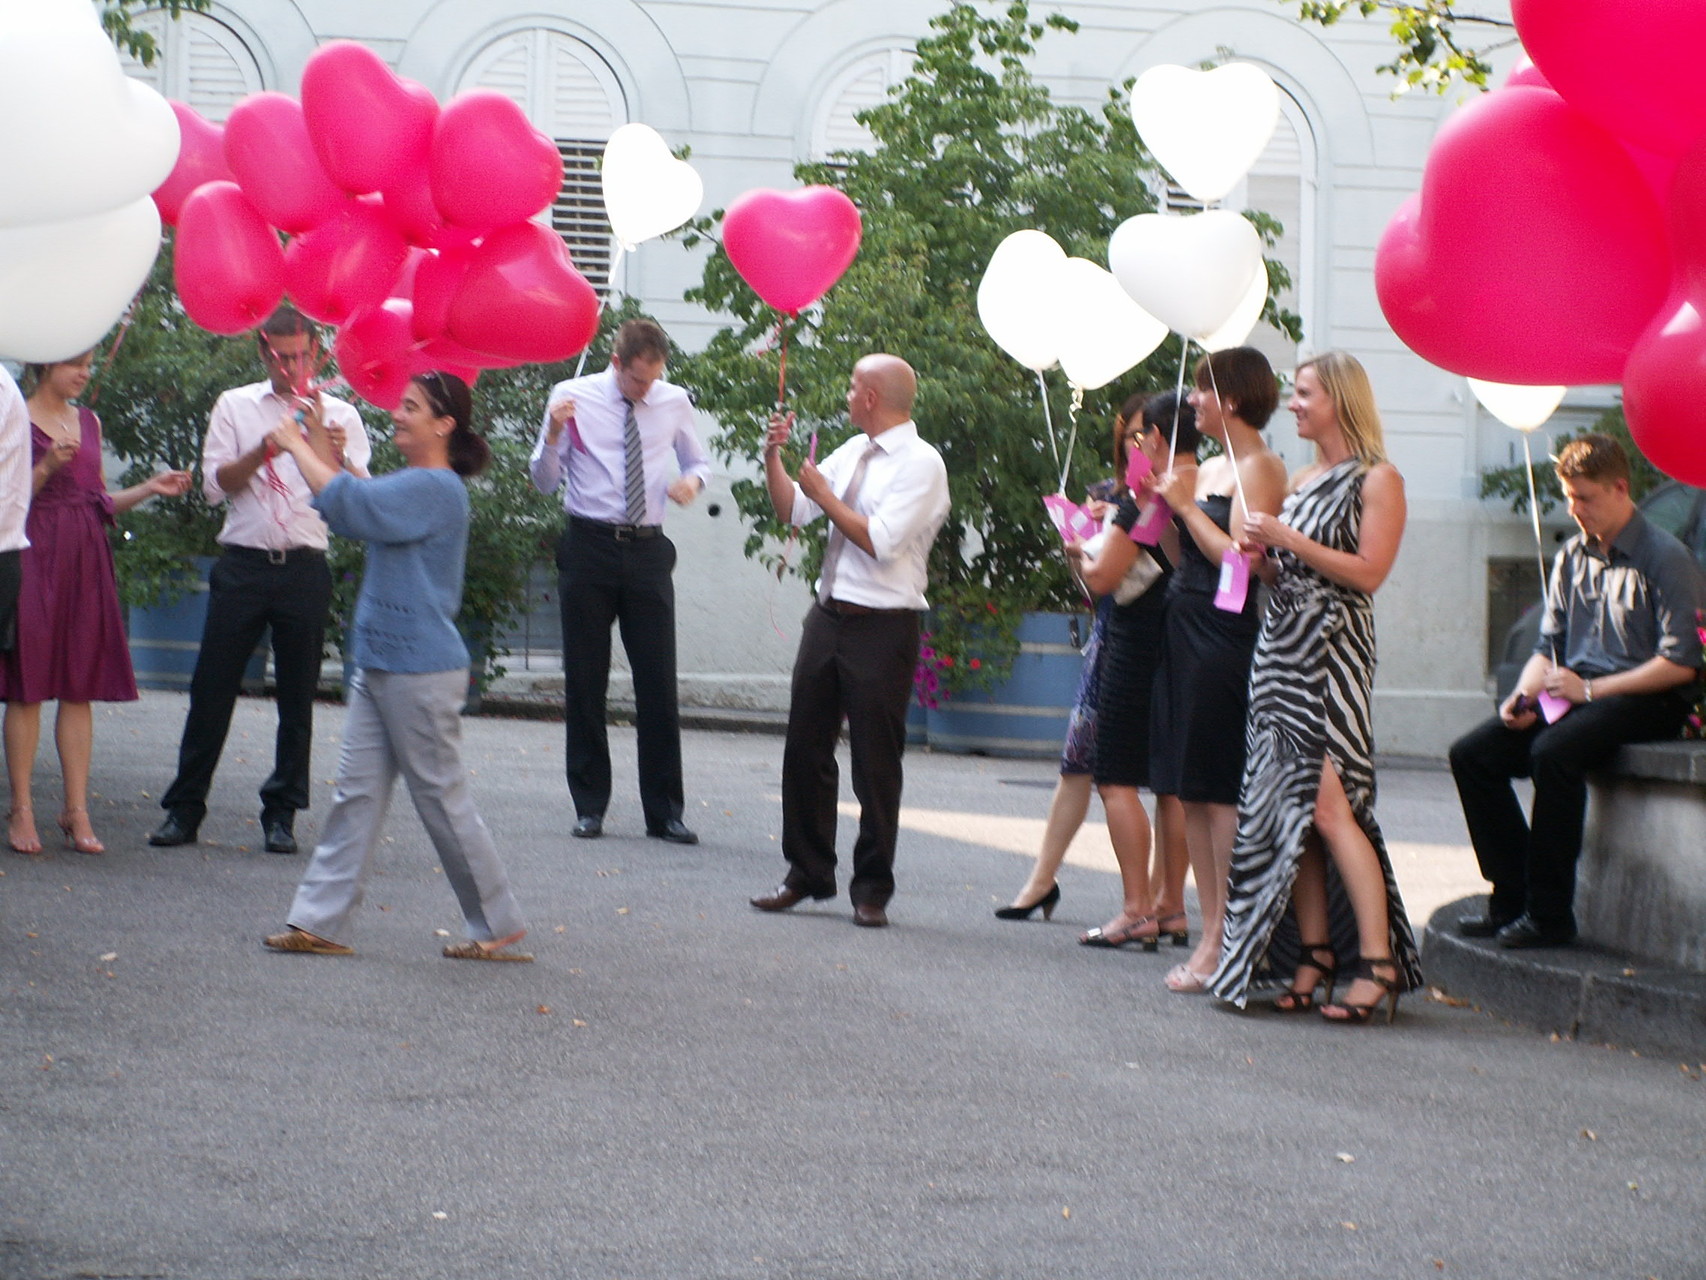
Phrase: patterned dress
[{"left": 1209, "top": 459, "right": 1421, "bottom": 1008}]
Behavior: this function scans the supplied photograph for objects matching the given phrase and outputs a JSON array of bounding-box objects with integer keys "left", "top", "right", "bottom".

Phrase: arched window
[
  {"left": 459, "top": 29, "right": 626, "bottom": 292},
  {"left": 117, "top": 10, "right": 262, "bottom": 122},
  {"left": 810, "top": 48, "right": 913, "bottom": 160}
]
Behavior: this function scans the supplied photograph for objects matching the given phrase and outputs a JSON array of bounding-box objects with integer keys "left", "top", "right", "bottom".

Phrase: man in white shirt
[
  {"left": 530, "top": 319, "right": 711, "bottom": 844},
  {"left": 150, "top": 307, "right": 371, "bottom": 854},
  {"left": 0, "top": 364, "right": 30, "bottom": 653},
  {"left": 750, "top": 354, "right": 950, "bottom": 927}
]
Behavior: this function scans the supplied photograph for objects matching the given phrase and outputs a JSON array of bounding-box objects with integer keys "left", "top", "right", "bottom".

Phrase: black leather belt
[
  {"left": 224, "top": 544, "right": 325, "bottom": 565},
  {"left": 571, "top": 516, "right": 662, "bottom": 541},
  {"left": 818, "top": 597, "right": 913, "bottom": 617}
]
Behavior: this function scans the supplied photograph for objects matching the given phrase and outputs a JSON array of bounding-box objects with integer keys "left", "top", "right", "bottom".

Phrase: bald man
[{"left": 749, "top": 355, "right": 950, "bottom": 927}]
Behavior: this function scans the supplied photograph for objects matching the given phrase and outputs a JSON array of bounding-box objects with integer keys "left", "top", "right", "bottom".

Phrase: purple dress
[{"left": 0, "top": 408, "right": 138, "bottom": 703}]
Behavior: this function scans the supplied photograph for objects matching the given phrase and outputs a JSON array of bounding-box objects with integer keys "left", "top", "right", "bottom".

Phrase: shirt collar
[{"left": 1585, "top": 508, "right": 1647, "bottom": 562}]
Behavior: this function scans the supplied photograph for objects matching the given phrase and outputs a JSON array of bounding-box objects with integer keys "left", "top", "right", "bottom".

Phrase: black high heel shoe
[
  {"left": 1273, "top": 943, "right": 1337, "bottom": 1013},
  {"left": 1321, "top": 957, "right": 1400, "bottom": 1025},
  {"left": 1154, "top": 911, "right": 1190, "bottom": 949},
  {"left": 995, "top": 883, "right": 1060, "bottom": 921}
]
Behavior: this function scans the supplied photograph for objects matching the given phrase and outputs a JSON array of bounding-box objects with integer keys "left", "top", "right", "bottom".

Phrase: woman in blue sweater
[{"left": 262, "top": 371, "right": 530, "bottom": 961}]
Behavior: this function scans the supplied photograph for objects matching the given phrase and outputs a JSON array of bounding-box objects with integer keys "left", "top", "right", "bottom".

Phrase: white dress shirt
[
  {"left": 201, "top": 381, "right": 371, "bottom": 552},
  {"left": 529, "top": 366, "right": 711, "bottom": 525},
  {"left": 0, "top": 367, "right": 30, "bottom": 553},
  {"left": 789, "top": 420, "right": 950, "bottom": 610}
]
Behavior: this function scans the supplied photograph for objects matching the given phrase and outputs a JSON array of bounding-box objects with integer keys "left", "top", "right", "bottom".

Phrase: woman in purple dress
[{"left": 1, "top": 352, "right": 190, "bottom": 854}]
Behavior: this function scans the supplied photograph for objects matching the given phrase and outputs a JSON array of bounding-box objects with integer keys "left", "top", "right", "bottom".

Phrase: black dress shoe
[
  {"left": 572, "top": 815, "right": 603, "bottom": 839},
  {"left": 262, "top": 818, "right": 298, "bottom": 855},
  {"left": 852, "top": 903, "right": 889, "bottom": 928},
  {"left": 1496, "top": 913, "right": 1578, "bottom": 949},
  {"left": 646, "top": 819, "right": 698, "bottom": 845},
  {"left": 1457, "top": 913, "right": 1517, "bottom": 939},
  {"left": 751, "top": 884, "right": 820, "bottom": 912},
  {"left": 147, "top": 813, "right": 199, "bottom": 847}
]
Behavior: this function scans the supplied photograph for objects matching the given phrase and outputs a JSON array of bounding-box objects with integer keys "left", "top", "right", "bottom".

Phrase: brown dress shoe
[
  {"left": 852, "top": 903, "right": 888, "bottom": 928},
  {"left": 751, "top": 885, "right": 808, "bottom": 912}
]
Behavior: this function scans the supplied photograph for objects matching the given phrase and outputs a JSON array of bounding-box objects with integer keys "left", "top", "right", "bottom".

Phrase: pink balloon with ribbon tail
[
  {"left": 282, "top": 197, "right": 409, "bottom": 325},
  {"left": 723, "top": 187, "right": 863, "bottom": 315},
  {"left": 335, "top": 299, "right": 416, "bottom": 409},
  {"left": 153, "top": 101, "right": 233, "bottom": 226},
  {"left": 223, "top": 92, "right": 346, "bottom": 234},
  {"left": 301, "top": 41, "right": 438, "bottom": 196},
  {"left": 430, "top": 91, "right": 564, "bottom": 234},
  {"left": 174, "top": 180, "right": 286, "bottom": 335},
  {"left": 1374, "top": 86, "right": 1670, "bottom": 384},
  {"left": 444, "top": 221, "right": 600, "bottom": 363}
]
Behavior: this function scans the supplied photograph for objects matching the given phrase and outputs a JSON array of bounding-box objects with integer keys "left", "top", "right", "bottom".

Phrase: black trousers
[
  {"left": 160, "top": 548, "right": 332, "bottom": 826},
  {"left": 1448, "top": 692, "right": 1689, "bottom": 929},
  {"left": 556, "top": 522, "right": 684, "bottom": 830},
  {"left": 0, "top": 547, "right": 20, "bottom": 652},
  {"left": 780, "top": 603, "right": 920, "bottom": 907}
]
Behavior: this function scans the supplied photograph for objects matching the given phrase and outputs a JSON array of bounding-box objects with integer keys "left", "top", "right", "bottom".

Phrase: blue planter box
[
  {"left": 127, "top": 559, "right": 267, "bottom": 692},
  {"left": 924, "top": 611, "right": 1082, "bottom": 759}
]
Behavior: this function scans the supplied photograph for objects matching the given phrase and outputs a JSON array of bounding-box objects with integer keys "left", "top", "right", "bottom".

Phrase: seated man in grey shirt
[{"left": 1450, "top": 434, "right": 1706, "bottom": 948}]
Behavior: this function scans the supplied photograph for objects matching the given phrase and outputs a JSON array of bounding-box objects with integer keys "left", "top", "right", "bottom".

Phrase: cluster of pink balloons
[
  {"left": 1375, "top": 0, "right": 1706, "bottom": 484},
  {"left": 156, "top": 41, "right": 598, "bottom": 408}
]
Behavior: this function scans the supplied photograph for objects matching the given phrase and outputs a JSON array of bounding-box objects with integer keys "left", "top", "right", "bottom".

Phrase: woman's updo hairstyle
[{"left": 412, "top": 370, "right": 489, "bottom": 477}]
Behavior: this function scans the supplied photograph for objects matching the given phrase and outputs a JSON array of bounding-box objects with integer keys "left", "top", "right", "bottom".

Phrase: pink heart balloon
[
  {"left": 430, "top": 91, "right": 564, "bottom": 233},
  {"left": 1623, "top": 300, "right": 1706, "bottom": 485},
  {"left": 409, "top": 244, "right": 475, "bottom": 341},
  {"left": 153, "top": 100, "right": 233, "bottom": 226},
  {"left": 174, "top": 181, "right": 286, "bottom": 335},
  {"left": 445, "top": 221, "right": 599, "bottom": 363},
  {"left": 1374, "top": 87, "right": 1670, "bottom": 383},
  {"left": 335, "top": 299, "right": 416, "bottom": 410},
  {"left": 282, "top": 198, "right": 409, "bottom": 325},
  {"left": 722, "top": 186, "right": 862, "bottom": 315},
  {"left": 1514, "top": 0, "right": 1706, "bottom": 157},
  {"left": 302, "top": 41, "right": 439, "bottom": 196},
  {"left": 223, "top": 92, "right": 346, "bottom": 234}
]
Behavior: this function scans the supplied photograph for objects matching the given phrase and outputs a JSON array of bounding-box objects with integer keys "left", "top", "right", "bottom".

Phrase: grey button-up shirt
[{"left": 1538, "top": 509, "right": 1706, "bottom": 677}]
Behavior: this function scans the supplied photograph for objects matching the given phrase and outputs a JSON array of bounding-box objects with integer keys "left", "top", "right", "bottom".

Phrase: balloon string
[
  {"left": 1203, "top": 355, "right": 1251, "bottom": 521},
  {"left": 1167, "top": 339, "right": 1191, "bottom": 478},
  {"left": 571, "top": 243, "right": 626, "bottom": 380},
  {"left": 1059, "top": 384, "right": 1082, "bottom": 494},
  {"left": 88, "top": 290, "right": 145, "bottom": 407},
  {"left": 1522, "top": 432, "right": 1559, "bottom": 666},
  {"left": 1037, "top": 368, "right": 1061, "bottom": 484}
]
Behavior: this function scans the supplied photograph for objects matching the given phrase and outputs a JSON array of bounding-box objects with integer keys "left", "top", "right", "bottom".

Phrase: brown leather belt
[{"left": 817, "top": 597, "right": 913, "bottom": 617}]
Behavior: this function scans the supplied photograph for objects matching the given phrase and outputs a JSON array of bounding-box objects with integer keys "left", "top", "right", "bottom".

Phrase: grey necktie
[
  {"left": 622, "top": 396, "right": 646, "bottom": 525},
  {"left": 818, "top": 441, "right": 880, "bottom": 603}
]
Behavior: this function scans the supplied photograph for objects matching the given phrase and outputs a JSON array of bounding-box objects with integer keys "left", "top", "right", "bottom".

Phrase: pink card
[
  {"left": 566, "top": 415, "right": 583, "bottom": 452},
  {"left": 1537, "top": 690, "right": 1571, "bottom": 723},
  {"left": 1213, "top": 547, "right": 1250, "bottom": 613},
  {"left": 1129, "top": 498, "right": 1171, "bottom": 546},
  {"left": 1044, "top": 494, "right": 1099, "bottom": 543},
  {"left": 1124, "top": 448, "right": 1152, "bottom": 493}
]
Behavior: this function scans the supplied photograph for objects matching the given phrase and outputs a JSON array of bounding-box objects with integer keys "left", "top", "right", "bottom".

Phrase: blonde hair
[{"left": 1298, "top": 350, "right": 1386, "bottom": 467}]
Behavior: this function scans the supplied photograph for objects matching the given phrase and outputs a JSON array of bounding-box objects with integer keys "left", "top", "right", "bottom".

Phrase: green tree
[
  {"left": 1291, "top": 2, "right": 1518, "bottom": 94},
  {"left": 676, "top": 0, "right": 1295, "bottom": 688},
  {"left": 99, "top": 0, "right": 212, "bottom": 67}
]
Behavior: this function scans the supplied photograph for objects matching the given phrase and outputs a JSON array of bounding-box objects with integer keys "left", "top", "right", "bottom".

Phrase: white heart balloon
[
  {"left": 601, "top": 123, "right": 704, "bottom": 251},
  {"left": 0, "top": 195, "right": 162, "bottom": 363},
  {"left": 1055, "top": 257, "right": 1167, "bottom": 391},
  {"left": 0, "top": 0, "right": 180, "bottom": 226},
  {"left": 1468, "top": 378, "right": 1567, "bottom": 433},
  {"left": 1108, "top": 211, "right": 1263, "bottom": 342},
  {"left": 1129, "top": 63, "right": 1280, "bottom": 205},
  {"left": 977, "top": 229, "right": 1069, "bottom": 372},
  {"left": 1198, "top": 263, "right": 1270, "bottom": 353}
]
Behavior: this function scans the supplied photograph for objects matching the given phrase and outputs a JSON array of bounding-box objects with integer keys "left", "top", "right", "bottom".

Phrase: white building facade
[{"left": 124, "top": 0, "right": 1569, "bottom": 757}]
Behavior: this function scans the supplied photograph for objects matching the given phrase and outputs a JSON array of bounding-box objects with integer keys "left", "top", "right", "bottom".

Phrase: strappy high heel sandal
[
  {"left": 1079, "top": 914, "right": 1156, "bottom": 949},
  {"left": 1273, "top": 943, "right": 1337, "bottom": 1014},
  {"left": 1321, "top": 956, "right": 1400, "bottom": 1025},
  {"left": 8, "top": 805, "right": 42, "bottom": 855},
  {"left": 57, "top": 808, "right": 104, "bottom": 855},
  {"left": 1154, "top": 910, "right": 1190, "bottom": 948}
]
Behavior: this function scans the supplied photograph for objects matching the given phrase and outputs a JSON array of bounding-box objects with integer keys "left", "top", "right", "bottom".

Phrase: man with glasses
[
  {"left": 150, "top": 306, "right": 371, "bottom": 854},
  {"left": 531, "top": 318, "right": 711, "bottom": 844}
]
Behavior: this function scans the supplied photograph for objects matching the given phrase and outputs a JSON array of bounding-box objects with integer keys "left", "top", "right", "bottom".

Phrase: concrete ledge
[
  {"left": 1423, "top": 896, "right": 1706, "bottom": 1059},
  {"left": 1606, "top": 739, "right": 1706, "bottom": 785}
]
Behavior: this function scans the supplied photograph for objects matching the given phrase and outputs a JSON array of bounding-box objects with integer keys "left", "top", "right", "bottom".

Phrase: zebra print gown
[{"left": 1208, "top": 458, "right": 1422, "bottom": 1008}]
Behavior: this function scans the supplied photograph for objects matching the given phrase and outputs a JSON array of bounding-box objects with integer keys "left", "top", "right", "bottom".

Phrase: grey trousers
[{"left": 287, "top": 668, "right": 526, "bottom": 949}]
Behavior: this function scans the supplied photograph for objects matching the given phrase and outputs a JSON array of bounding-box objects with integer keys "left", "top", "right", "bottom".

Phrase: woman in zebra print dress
[{"left": 1209, "top": 352, "right": 1421, "bottom": 1022}]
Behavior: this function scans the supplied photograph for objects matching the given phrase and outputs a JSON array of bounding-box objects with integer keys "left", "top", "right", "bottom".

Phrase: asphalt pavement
[{"left": 2, "top": 691, "right": 1703, "bottom": 1279}]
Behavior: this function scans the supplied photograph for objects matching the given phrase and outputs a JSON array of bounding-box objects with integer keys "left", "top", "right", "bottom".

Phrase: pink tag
[
  {"left": 1043, "top": 494, "right": 1099, "bottom": 543},
  {"left": 1124, "top": 448, "right": 1152, "bottom": 493},
  {"left": 1128, "top": 498, "right": 1171, "bottom": 545},
  {"left": 566, "top": 415, "right": 583, "bottom": 452},
  {"left": 1213, "top": 547, "right": 1250, "bottom": 613},
  {"left": 808, "top": 429, "right": 819, "bottom": 465},
  {"left": 1537, "top": 690, "right": 1571, "bottom": 723}
]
